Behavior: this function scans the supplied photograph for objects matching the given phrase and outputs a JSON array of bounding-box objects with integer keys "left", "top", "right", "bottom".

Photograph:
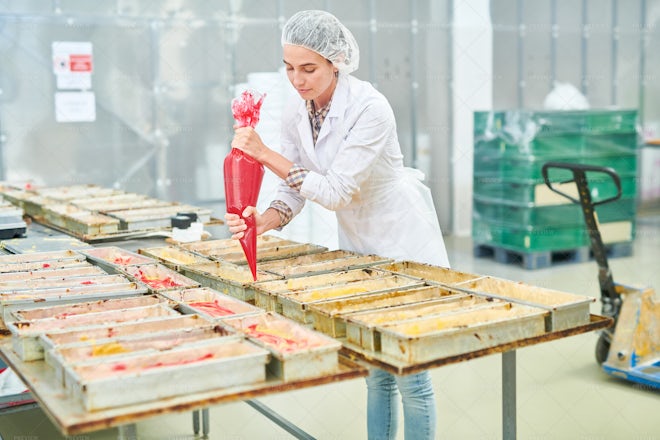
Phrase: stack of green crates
[{"left": 473, "top": 109, "right": 638, "bottom": 254}]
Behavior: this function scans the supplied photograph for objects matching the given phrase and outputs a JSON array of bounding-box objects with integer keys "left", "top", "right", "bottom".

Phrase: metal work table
[{"left": 0, "top": 223, "right": 612, "bottom": 439}]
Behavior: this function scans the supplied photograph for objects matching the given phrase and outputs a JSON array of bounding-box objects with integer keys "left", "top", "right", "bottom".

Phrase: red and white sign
[{"left": 69, "top": 54, "right": 93, "bottom": 72}]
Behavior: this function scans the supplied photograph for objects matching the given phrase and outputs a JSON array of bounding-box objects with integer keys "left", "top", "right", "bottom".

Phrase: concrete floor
[{"left": 1, "top": 215, "right": 658, "bottom": 440}]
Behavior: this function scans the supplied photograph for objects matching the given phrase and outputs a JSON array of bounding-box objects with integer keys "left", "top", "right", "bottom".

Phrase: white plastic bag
[{"left": 543, "top": 82, "right": 590, "bottom": 110}]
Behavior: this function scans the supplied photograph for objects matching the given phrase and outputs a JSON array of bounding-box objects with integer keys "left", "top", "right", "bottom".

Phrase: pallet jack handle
[{"left": 541, "top": 162, "right": 622, "bottom": 320}]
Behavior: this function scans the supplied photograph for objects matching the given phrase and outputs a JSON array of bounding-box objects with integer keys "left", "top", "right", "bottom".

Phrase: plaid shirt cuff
[
  {"left": 285, "top": 164, "right": 309, "bottom": 192},
  {"left": 269, "top": 200, "right": 294, "bottom": 228}
]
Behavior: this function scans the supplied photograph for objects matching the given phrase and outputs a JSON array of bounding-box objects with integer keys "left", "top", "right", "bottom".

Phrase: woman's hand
[
  {"left": 224, "top": 207, "right": 262, "bottom": 240},
  {"left": 232, "top": 126, "right": 268, "bottom": 162}
]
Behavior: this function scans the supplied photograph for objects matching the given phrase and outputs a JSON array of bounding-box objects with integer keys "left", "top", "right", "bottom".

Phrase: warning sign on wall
[{"left": 52, "top": 41, "right": 93, "bottom": 90}]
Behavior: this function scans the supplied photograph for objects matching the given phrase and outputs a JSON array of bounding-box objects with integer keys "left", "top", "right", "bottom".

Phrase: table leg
[
  {"left": 246, "top": 399, "right": 316, "bottom": 440},
  {"left": 117, "top": 423, "right": 137, "bottom": 440},
  {"left": 192, "top": 409, "right": 200, "bottom": 434},
  {"left": 202, "top": 407, "right": 210, "bottom": 436},
  {"left": 502, "top": 350, "right": 516, "bottom": 440}
]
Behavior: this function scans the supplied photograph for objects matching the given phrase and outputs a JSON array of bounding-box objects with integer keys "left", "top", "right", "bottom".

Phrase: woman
[{"left": 226, "top": 10, "right": 450, "bottom": 440}]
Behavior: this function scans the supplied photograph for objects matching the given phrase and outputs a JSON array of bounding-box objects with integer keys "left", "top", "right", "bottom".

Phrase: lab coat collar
[{"left": 295, "top": 75, "right": 349, "bottom": 170}]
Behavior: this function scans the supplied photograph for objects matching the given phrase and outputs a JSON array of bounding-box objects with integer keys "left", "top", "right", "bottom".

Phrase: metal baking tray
[
  {"left": 46, "top": 326, "right": 232, "bottom": 387},
  {"left": 137, "top": 246, "right": 210, "bottom": 270},
  {"left": 162, "top": 287, "right": 264, "bottom": 319},
  {"left": 376, "top": 302, "right": 548, "bottom": 363},
  {"left": 1, "top": 235, "right": 93, "bottom": 254},
  {"left": 373, "top": 261, "right": 484, "bottom": 286},
  {"left": 257, "top": 250, "right": 392, "bottom": 278},
  {"left": 35, "top": 185, "right": 120, "bottom": 201},
  {"left": 251, "top": 268, "right": 390, "bottom": 313},
  {"left": 345, "top": 294, "right": 498, "bottom": 350},
  {"left": 0, "top": 250, "right": 84, "bottom": 264},
  {"left": 180, "top": 261, "right": 283, "bottom": 302},
  {"left": 81, "top": 246, "right": 156, "bottom": 271},
  {"left": 206, "top": 242, "right": 328, "bottom": 265},
  {"left": 64, "top": 337, "right": 269, "bottom": 411},
  {"left": 8, "top": 304, "right": 180, "bottom": 361},
  {"left": 122, "top": 264, "right": 201, "bottom": 292},
  {"left": 179, "top": 234, "right": 292, "bottom": 256},
  {"left": 39, "top": 314, "right": 212, "bottom": 349},
  {"left": 11, "top": 294, "right": 165, "bottom": 321},
  {"left": 309, "top": 285, "right": 468, "bottom": 338},
  {"left": 453, "top": 276, "right": 595, "bottom": 331},
  {"left": 0, "top": 191, "right": 52, "bottom": 217},
  {"left": 69, "top": 193, "right": 148, "bottom": 211},
  {"left": 0, "top": 265, "right": 105, "bottom": 282},
  {"left": 278, "top": 275, "right": 426, "bottom": 324},
  {"left": 0, "top": 282, "right": 149, "bottom": 329},
  {"left": 0, "top": 258, "right": 89, "bottom": 274},
  {"left": 224, "top": 312, "right": 341, "bottom": 381},
  {"left": 0, "top": 274, "right": 132, "bottom": 293},
  {"left": 107, "top": 205, "right": 212, "bottom": 231},
  {"left": 43, "top": 204, "right": 120, "bottom": 235}
]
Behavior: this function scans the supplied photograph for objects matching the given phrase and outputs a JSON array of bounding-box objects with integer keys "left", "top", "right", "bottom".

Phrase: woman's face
[{"left": 283, "top": 44, "right": 338, "bottom": 106}]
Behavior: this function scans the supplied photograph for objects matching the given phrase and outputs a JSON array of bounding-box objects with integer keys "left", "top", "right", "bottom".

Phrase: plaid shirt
[{"left": 307, "top": 99, "right": 332, "bottom": 145}]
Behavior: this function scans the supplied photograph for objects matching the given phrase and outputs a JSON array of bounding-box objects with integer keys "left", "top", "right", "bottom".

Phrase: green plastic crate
[
  {"left": 474, "top": 109, "right": 638, "bottom": 138},
  {"left": 472, "top": 195, "right": 637, "bottom": 227},
  {"left": 473, "top": 153, "right": 637, "bottom": 181},
  {"left": 474, "top": 132, "right": 638, "bottom": 157},
  {"left": 473, "top": 173, "right": 638, "bottom": 204}
]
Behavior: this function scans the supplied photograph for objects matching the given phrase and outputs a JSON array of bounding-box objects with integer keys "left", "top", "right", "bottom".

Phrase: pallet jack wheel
[{"left": 595, "top": 332, "right": 611, "bottom": 365}]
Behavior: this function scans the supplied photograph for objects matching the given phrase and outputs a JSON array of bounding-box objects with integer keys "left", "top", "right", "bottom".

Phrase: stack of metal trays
[
  {"left": 106, "top": 204, "right": 212, "bottom": 231},
  {"left": 224, "top": 312, "right": 342, "bottom": 381},
  {"left": 0, "top": 250, "right": 148, "bottom": 328},
  {"left": 161, "top": 287, "right": 264, "bottom": 320},
  {"left": 43, "top": 204, "right": 120, "bottom": 236},
  {"left": 0, "top": 199, "right": 26, "bottom": 239}
]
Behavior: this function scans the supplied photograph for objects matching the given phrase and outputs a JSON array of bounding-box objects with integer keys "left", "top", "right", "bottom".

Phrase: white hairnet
[{"left": 281, "top": 10, "right": 360, "bottom": 74}]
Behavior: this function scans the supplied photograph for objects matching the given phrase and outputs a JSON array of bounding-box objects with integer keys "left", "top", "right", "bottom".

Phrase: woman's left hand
[{"left": 232, "top": 126, "right": 267, "bottom": 162}]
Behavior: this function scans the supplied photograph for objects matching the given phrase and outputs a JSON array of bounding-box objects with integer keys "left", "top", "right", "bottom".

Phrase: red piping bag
[{"left": 224, "top": 90, "right": 266, "bottom": 280}]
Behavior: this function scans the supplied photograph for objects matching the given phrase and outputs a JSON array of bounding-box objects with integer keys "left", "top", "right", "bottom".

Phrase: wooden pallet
[{"left": 473, "top": 242, "right": 633, "bottom": 270}]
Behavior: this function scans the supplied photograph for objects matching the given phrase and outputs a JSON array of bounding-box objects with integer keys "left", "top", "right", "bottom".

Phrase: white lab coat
[{"left": 274, "top": 75, "right": 449, "bottom": 267}]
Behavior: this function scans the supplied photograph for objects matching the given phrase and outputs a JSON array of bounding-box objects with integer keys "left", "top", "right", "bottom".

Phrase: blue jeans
[{"left": 366, "top": 368, "right": 436, "bottom": 440}]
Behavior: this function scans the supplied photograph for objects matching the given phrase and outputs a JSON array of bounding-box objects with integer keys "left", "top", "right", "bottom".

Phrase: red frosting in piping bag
[{"left": 224, "top": 90, "right": 266, "bottom": 281}]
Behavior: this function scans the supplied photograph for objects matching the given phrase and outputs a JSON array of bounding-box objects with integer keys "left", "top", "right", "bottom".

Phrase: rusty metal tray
[
  {"left": 251, "top": 268, "right": 390, "bottom": 313},
  {"left": 309, "top": 285, "right": 468, "bottom": 338},
  {"left": 64, "top": 337, "right": 269, "bottom": 411},
  {"left": 39, "top": 314, "right": 212, "bottom": 349},
  {"left": 81, "top": 246, "right": 156, "bottom": 271},
  {"left": 344, "top": 293, "right": 499, "bottom": 350},
  {"left": 137, "top": 246, "right": 210, "bottom": 270},
  {"left": 0, "top": 258, "right": 90, "bottom": 273},
  {"left": 35, "top": 185, "right": 120, "bottom": 201},
  {"left": 454, "top": 276, "right": 594, "bottom": 331},
  {"left": 43, "top": 204, "right": 120, "bottom": 235},
  {"left": 0, "top": 274, "right": 132, "bottom": 293},
  {"left": 376, "top": 303, "right": 548, "bottom": 363},
  {"left": 179, "top": 234, "right": 292, "bottom": 256},
  {"left": 224, "top": 312, "right": 341, "bottom": 381},
  {"left": 1, "top": 235, "right": 93, "bottom": 254},
  {"left": 0, "top": 250, "right": 84, "bottom": 265},
  {"left": 46, "top": 326, "right": 233, "bottom": 387},
  {"left": 162, "top": 287, "right": 264, "bottom": 319},
  {"left": 180, "top": 261, "right": 283, "bottom": 302},
  {"left": 258, "top": 250, "right": 391, "bottom": 278},
  {"left": 373, "top": 261, "right": 484, "bottom": 286},
  {"left": 69, "top": 193, "right": 149, "bottom": 211},
  {"left": 122, "top": 264, "right": 200, "bottom": 293},
  {"left": 107, "top": 205, "right": 212, "bottom": 231},
  {"left": 278, "top": 275, "right": 426, "bottom": 324},
  {"left": 11, "top": 294, "right": 166, "bottom": 322},
  {"left": 207, "top": 243, "right": 328, "bottom": 265},
  {"left": 8, "top": 304, "right": 181, "bottom": 361},
  {"left": 0, "top": 265, "right": 105, "bottom": 282}
]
